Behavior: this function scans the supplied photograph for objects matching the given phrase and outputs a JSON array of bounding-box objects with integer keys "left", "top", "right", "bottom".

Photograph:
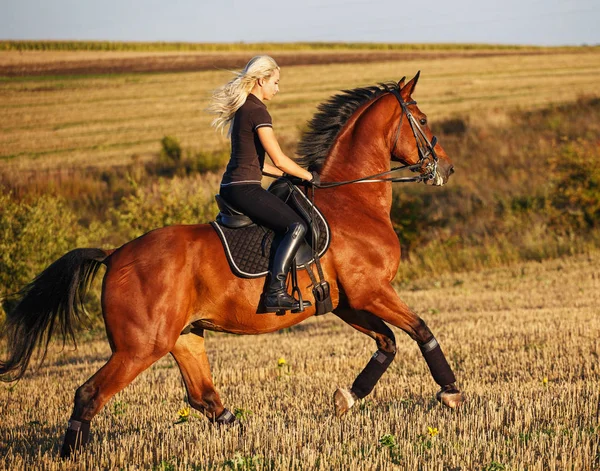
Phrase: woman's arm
[
  {"left": 263, "top": 162, "right": 283, "bottom": 177},
  {"left": 257, "top": 127, "right": 313, "bottom": 181}
]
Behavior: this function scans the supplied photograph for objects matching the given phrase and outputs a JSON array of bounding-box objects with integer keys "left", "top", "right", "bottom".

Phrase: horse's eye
[{"left": 419, "top": 118, "right": 427, "bottom": 126}]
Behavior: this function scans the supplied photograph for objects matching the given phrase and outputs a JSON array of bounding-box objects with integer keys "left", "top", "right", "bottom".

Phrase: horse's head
[{"left": 390, "top": 72, "right": 454, "bottom": 186}]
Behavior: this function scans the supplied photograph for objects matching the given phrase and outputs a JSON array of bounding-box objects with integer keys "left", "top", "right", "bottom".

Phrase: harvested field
[
  {"left": 1, "top": 49, "right": 599, "bottom": 172},
  {"left": 0, "top": 49, "right": 565, "bottom": 77},
  {"left": 1, "top": 253, "right": 599, "bottom": 470}
]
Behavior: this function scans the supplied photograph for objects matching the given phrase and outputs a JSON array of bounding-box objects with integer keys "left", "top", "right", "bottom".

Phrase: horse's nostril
[{"left": 449, "top": 165, "right": 455, "bottom": 175}]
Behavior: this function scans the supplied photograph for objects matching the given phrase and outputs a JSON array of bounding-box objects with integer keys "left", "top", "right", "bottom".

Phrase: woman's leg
[
  {"left": 220, "top": 184, "right": 311, "bottom": 311},
  {"left": 263, "top": 220, "right": 308, "bottom": 311},
  {"left": 220, "top": 184, "right": 303, "bottom": 231}
]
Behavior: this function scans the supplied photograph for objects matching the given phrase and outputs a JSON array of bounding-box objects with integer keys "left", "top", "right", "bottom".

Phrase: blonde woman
[{"left": 208, "top": 56, "right": 318, "bottom": 312}]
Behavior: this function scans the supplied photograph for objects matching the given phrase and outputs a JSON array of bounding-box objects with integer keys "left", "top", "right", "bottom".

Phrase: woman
[{"left": 208, "top": 56, "right": 318, "bottom": 312}]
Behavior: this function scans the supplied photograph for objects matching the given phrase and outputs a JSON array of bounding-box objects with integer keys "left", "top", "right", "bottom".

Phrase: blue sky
[{"left": 1, "top": 0, "right": 598, "bottom": 46}]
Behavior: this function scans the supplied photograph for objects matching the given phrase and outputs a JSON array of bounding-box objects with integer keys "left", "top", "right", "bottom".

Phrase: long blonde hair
[{"left": 207, "top": 55, "right": 280, "bottom": 135}]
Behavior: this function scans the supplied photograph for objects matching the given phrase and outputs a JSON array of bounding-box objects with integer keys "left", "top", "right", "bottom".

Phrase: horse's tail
[{"left": 0, "top": 248, "right": 113, "bottom": 382}]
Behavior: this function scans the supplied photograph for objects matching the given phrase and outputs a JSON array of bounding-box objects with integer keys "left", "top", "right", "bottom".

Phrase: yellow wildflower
[
  {"left": 178, "top": 407, "right": 190, "bottom": 418},
  {"left": 427, "top": 426, "right": 439, "bottom": 438},
  {"left": 277, "top": 357, "right": 287, "bottom": 367},
  {"left": 542, "top": 377, "right": 549, "bottom": 385}
]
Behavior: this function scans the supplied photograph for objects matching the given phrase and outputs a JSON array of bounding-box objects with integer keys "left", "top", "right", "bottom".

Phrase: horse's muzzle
[{"left": 428, "top": 162, "right": 454, "bottom": 186}]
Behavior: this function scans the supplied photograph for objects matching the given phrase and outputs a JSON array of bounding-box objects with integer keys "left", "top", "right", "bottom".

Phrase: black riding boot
[{"left": 264, "top": 222, "right": 312, "bottom": 312}]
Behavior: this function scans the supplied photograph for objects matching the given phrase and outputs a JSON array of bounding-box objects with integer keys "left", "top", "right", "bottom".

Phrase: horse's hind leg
[
  {"left": 344, "top": 283, "right": 464, "bottom": 409},
  {"left": 170, "top": 327, "right": 235, "bottom": 424},
  {"left": 61, "top": 348, "right": 169, "bottom": 458},
  {"left": 333, "top": 304, "right": 397, "bottom": 416}
]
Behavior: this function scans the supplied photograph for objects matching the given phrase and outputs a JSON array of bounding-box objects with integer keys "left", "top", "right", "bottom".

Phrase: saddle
[{"left": 210, "top": 178, "right": 330, "bottom": 279}]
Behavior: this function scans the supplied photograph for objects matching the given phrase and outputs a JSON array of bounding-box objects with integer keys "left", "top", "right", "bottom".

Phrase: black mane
[{"left": 296, "top": 81, "right": 399, "bottom": 171}]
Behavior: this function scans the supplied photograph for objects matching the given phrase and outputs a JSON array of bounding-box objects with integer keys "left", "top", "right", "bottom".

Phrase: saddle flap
[
  {"left": 267, "top": 178, "right": 321, "bottom": 244},
  {"left": 290, "top": 190, "right": 321, "bottom": 243},
  {"left": 268, "top": 179, "right": 294, "bottom": 202}
]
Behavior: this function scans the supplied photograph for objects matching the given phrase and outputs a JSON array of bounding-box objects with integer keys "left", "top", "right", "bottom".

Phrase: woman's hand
[
  {"left": 309, "top": 170, "right": 320, "bottom": 186},
  {"left": 283, "top": 170, "right": 320, "bottom": 187}
]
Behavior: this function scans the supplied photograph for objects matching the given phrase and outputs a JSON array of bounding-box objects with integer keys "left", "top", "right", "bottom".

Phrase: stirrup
[
  {"left": 290, "top": 283, "right": 310, "bottom": 313},
  {"left": 264, "top": 289, "right": 311, "bottom": 313}
]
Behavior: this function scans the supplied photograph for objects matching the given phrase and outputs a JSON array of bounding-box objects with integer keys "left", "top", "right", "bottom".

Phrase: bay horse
[{"left": 0, "top": 72, "right": 464, "bottom": 458}]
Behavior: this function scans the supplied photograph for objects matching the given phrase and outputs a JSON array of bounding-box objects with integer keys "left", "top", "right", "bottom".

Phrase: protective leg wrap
[
  {"left": 350, "top": 349, "right": 395, "bottom": 399},
  {"left": 419, "top": 337, "right": 456, "bottom": 387},
  {"left": 213, "top": 408, "right": 236, "bottom": 425},
  {"left": 60, "top": 417, "right": 90, "bottom": 458}
]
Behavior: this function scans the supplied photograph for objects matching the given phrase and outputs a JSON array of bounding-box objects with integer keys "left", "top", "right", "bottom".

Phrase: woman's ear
[{"left": 257, "top": 78, "right": 263, "bottom": 87}]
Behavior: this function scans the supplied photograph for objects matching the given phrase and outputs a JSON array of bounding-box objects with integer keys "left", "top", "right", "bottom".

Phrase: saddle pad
[{"left": 211, "top": 188, "right": 330, "bottom": 279}]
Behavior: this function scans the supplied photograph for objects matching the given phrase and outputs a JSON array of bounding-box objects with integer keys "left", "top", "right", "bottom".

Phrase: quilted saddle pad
[{"left": 210, "top": 186, "right": 330, "bottom": 279}]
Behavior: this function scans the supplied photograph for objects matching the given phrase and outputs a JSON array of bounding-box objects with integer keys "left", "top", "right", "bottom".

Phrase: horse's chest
[{"left": 332, "top": 222, "right": 400, "bottom": 266}]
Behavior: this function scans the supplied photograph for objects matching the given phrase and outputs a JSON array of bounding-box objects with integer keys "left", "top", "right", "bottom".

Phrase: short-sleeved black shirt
[{"left": 220, "top": 94, "right": 272, "bottom": 186}]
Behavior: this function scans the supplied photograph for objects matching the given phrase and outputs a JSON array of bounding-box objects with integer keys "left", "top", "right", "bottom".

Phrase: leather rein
[{"left": 271, "top": 89, "right": 440, "bottom": 189}]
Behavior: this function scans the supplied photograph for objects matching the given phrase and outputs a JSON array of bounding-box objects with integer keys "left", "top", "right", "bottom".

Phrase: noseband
[{"left": 298, "top": 89, "right": 440, "bottom": 188}]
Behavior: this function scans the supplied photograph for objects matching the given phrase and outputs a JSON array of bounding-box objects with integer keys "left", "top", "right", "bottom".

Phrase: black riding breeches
[{"left": 219, "top": 184, "right": 305, "bottom": 234}]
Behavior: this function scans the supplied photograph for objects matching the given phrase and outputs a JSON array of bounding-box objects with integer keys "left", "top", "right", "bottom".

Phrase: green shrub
[
  {"left": 390, "top": 192, "right": 427, "bottom": 259},
  {"left": 549, "top": 140, "right": 600, "bottom": 231},
  {"left": 0, "top": 194, "right": 107, "bottom": 315},
  {"left": 160, "top": 136, "right": 182, "bottom": 164},
  {"left": 111, "top": 174, "right": 220, "bottom": 240},
  {"left": 188, "top": 149, "right": 229, "bottom": 173},
  {"left": 154, "top": 139, "right": 228, "bottom": 177}
]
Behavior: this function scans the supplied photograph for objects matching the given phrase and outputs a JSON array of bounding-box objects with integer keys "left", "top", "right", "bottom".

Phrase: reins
[
  {"left": 259, "top": 89, "right": 440, "bottom": 312},
  {"left": 264, "top": 89, "right": 440, "bottom": 189}
]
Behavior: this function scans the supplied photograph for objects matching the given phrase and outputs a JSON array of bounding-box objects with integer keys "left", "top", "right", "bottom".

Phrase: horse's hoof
[
  {"left": 436, "top": 384, "right": 464, "bottom": 409},
  {"left": 333, "top": 388, "right": 356, "bottom": 417}
]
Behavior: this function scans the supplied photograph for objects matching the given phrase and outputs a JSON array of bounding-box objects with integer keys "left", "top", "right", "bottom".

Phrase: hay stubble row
[{"left": 1, "top": 254, "right": 598, "bottom": 470}]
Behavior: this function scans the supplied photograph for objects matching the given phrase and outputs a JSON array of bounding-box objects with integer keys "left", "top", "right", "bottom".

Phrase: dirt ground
[{"left": 0, "top": 49, "right": 556, "bottom": 77}]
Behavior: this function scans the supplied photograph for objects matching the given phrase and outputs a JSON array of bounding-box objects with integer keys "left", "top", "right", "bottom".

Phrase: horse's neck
[{"left": 319, "top": 96, "right": 394, "bottom": 216}]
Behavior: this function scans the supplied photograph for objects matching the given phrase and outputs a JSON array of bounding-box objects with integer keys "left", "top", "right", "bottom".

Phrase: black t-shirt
[{"left": 220, "top": 94, "right": 273, "bottom": 186}]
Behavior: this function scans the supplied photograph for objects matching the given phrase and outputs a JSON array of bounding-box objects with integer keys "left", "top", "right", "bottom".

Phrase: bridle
[
  {"left": 389, "top": 89, "right": 439, "bottom": 181},
  {"left": 304, "top": 88, "right": 440, "bottom": 189}
]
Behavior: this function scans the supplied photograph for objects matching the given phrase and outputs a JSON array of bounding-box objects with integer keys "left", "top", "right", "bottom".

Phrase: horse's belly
[{"left": 189, "top": 226, "right": 338, "bottom": 335}]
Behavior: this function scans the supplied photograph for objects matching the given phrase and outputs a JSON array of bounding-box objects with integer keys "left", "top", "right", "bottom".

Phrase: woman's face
[{"left": 261, "top": 69, "right": 280, "bottom": 101}]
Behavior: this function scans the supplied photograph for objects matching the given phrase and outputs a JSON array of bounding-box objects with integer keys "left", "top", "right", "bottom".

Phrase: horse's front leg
[
  {"left": 333, "top": 302, "right": 397, "bottom": 416},
  {"left": 345, "top": 282, "right": 464, "bottom": 408}
]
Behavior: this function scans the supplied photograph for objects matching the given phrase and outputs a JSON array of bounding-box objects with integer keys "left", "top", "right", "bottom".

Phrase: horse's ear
[
  {"left": 401, "top": 71, "right": 420, "bottom": 100},
  {"left": 397, "top": 76, "right": 406, "bottom": 89}
]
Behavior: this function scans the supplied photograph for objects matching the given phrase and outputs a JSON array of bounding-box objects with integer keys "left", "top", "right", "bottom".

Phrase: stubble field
[
  {"left": 1, "top": 253, "right": 598, "bottom": 470},
  {"left": 1, "top": 48, "right": 599, "bottom": 171},
  {"left": 1, "top": 46, "right": 600, "bottom": 470}
]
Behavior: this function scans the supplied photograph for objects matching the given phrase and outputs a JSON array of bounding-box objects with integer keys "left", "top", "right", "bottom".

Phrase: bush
[
  {"left": 154, "top": 138, "right": 228, "bottom": 177},
  {"left": 437, "top": 117, "right": 468, "bottom": 136},
  {"left": 390, "top": 192, "right": 427, "bottom": 259},
  {"left": 160, "top": 136, "right": 182, "bottom": 164},
  {"left": 111, "top": 173, "right": 220, "bottom": 240},
  {"left": 548, "top": 139, "right": 600, "bottom": 231},
  {"left": 0, "top": 193, "right": 108, "bottom": 313},
  {"left": 188, "top": 149, "right": 229, "bottom": 173}
]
